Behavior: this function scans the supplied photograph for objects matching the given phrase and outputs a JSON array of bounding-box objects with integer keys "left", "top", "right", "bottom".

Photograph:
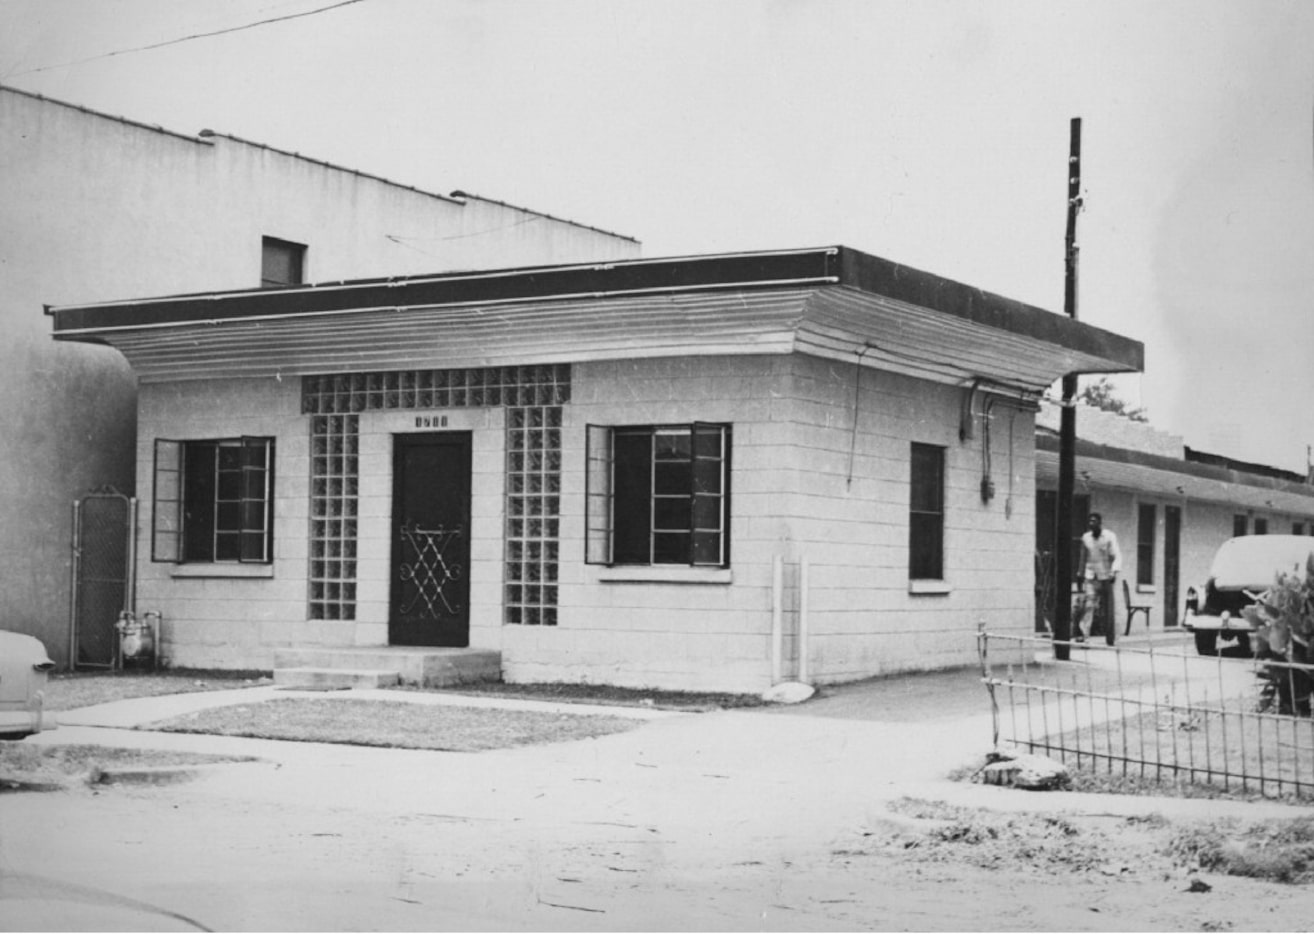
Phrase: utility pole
[{"left": 1054, "top": 117, "right": 1082, "bottom": 661}]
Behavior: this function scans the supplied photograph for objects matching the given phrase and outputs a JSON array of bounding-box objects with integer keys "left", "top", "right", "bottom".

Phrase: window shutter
[
  {"left": 584, "top": 424, "right": 612, "bottom": 565},
  {"left": 152, "top": 438, "right": 183, "bottom": 563},
  {"left": 691, "top": 422, "right": 728, "bottom": 566},
  {"left": 239, "top": 436, "right": 273, "bottom": 563}
]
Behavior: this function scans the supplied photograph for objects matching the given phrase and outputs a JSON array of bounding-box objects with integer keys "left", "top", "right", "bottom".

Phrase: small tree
[
  {"left": 1242, "top": 553, "right": 1314, "bottom": 716},
  {"left": 1079, "top": 377, "right": 1148, "bottom": 422}
]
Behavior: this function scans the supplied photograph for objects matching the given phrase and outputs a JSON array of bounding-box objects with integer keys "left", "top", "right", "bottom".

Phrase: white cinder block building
[
  {"left": 50, "top": 247, "right": 1142, "bottom": 691},
  {"left": 2, "top": 84, "right": 637, "bottom": 666}
]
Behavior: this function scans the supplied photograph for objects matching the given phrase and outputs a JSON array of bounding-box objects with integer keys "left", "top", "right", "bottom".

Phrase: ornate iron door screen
[{"left": 398, "top": 522, "right": 464, "bottom": 617}]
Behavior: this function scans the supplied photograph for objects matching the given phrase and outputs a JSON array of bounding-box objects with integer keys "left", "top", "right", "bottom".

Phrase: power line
[{"left": 4, "top": 0, "right": 365, "bottom": 79}]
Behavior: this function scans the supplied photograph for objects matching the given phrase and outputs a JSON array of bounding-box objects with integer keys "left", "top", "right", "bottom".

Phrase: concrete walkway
[{"left": 28, "top": 658, "right": 1307, "bottom": 824}]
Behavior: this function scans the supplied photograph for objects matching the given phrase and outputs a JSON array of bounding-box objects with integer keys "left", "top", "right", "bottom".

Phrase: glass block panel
[{"left": 302, "top": 368, "right": 569, "bottom": 627}]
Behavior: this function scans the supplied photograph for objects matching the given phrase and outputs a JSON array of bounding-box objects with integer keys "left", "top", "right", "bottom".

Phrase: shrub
[{"left": 1242, "top": 553, "right": 1314, "bottom": 716}]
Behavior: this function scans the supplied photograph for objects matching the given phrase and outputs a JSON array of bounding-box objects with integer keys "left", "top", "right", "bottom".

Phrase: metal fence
[{"left": 977, "top": 626, "right": 1314, "bottom": 798}]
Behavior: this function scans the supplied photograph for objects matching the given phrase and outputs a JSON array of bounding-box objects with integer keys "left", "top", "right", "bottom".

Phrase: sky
[{"left": 2, "top": 0, "right": 1313, "bottom": 472}]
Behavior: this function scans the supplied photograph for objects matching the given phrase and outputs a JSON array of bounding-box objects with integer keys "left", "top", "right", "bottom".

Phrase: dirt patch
[
  {"left": 0, "top": 743, "right": 255, "bottom": 790},
  {"left": 45, "top": 669, "right": 272, "bottom": 711},
  {"left": 145, "top": 697, "right": 640, "bottom": 750},
  {"left": 843, "top": 796, "right": 1314, "bottom": 895}
]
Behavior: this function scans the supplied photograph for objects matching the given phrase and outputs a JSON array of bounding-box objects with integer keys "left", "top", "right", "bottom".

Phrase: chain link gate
[{"left": 69, "top": 488, "right": 137, "bottom": 668}]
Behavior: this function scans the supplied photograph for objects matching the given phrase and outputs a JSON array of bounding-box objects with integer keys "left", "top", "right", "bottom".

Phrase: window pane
[
  {"left": 910, "top": 445, "right": 943, "bottom": 512},
  {"left": 182, "top": 443, "right": 216, "bottom": 561},
  {"left": 215, "top": 531, "right": 241, "bottom": 562},
  {"left": 216, "top": 501, "right": 240, "bottom": 532},
  {"left": 692, "top": 428, "right": 722, "bottom": 458},
  {"left": 240, "top": 531, "right": 267, "bottom": 562},
  {"left": 910, "top": 514, "right": 943, "bottom": 579},
  {"left": 653, "top": 460, "right": 691, "bottom": 495},
  {"left": 653, "top": 531, "right": 689, "bottom": 564},
  {"left": 1136, "top": 503, "right": 1156, "bottom": 585},
  {"left": 241, "top": 501, "right": 266, "bottom": 532},
  {"left": 653, "top": 496, "right": 691, "bottom": 531},
  {"left": 692, "top": 495, "right": 721, "bottom": 530},
  {"left": 909, "top": 443, "right": 944, "bottom": 579},
  {"left": 653, "top": 431, "right": 690, "bottom": 460},
  {"left": 612, "top": 431, "right": 652, "bottom": 564},
  {"left": 1233, "top": 515, "right": 1248, "bottom": 537},
  {"left": 217, "top": 469, "right": 241, "bottom": 501},
  {"left": 692, "top": 531, "right": 722, "bottom": 566}
]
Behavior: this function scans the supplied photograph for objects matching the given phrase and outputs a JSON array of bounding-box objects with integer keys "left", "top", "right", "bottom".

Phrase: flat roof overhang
[
  {"left": 1035, "top": 432, "right": 1314, "bottom": 514},
  {"left": 48, "top": 246, "right": 1143, "bottom": 388}
]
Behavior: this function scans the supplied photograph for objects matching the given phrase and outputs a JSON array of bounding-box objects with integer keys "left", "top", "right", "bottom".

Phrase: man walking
[{"left": 1078, "top": 512, "right": 1121, "bottom": 642}]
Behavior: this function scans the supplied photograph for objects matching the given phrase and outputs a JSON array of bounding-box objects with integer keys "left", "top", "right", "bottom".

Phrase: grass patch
[
  {"left": 0, "top": 743, "right": 254, "bottom": 788},
  {"left": 45, "top": 669, "right": 271, "bottom": 711},
  {"left": 1044, "top": 701, "right": 1314, "bottom": 801},
  {"left": 409, "top": 681, "right": 765, "bottom": 711},
  {"left": 147, "top": 697, "right": 639, "bottom": 751}
]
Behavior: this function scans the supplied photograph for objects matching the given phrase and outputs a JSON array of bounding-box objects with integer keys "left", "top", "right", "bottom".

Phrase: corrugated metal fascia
[
  {"left": 801, "top": 288, "right": 1132, "bottom": 390},
  {"left": 107, "top": 289, "right": 809, "bottom": 382}
]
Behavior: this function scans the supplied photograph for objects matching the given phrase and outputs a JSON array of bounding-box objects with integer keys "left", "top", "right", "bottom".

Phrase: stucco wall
[{"left": 2, "top": 87, "right": 637, "bottom": 665}]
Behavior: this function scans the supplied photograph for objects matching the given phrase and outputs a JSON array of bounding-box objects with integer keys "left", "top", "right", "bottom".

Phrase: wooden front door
[{"left": 390, "top": 432, "right": 472, "bottom": 647}]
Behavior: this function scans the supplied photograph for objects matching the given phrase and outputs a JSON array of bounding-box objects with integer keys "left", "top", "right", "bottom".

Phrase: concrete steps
[
  {"left": 273, "top": 667, "right": 401, "bottom": 690},
  {"left": 272, "top": 646, "right": 501, "bottom": 689}
]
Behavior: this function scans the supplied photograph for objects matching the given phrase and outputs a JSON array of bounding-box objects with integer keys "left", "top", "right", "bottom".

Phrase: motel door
[
  {"left": 390, "top": 433, "right": 472, "bottom": 647},
  {"left": 1164, "top": 505, "right": 1182, "bottom": 628}
]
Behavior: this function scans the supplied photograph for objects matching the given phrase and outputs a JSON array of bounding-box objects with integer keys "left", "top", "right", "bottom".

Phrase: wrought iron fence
[{"left": 977, "top": 626, "right": 1314, "bottom": 798}]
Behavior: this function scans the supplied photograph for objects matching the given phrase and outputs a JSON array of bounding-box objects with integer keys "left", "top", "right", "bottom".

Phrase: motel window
[
  {"left": 261, "top": 236, "right": 305, "bottom": 288},
  {"left": 1136, "top": 503, "right": 1156, "bottom": 586},
  {"left": 584, "top": 423, "right": 730, "bottom": 567},
  {"left": 1254, "top": 517, "right": 1269, "bottom": 536},
  {"left": 909, "top": 443, "right": 945, "bottom": 580},
  {"left": 152, "top": 437, "right": 275, "bottom": 564},
  {"left": 1233, "top": 514, "right": 1248, "bottom": 537}
]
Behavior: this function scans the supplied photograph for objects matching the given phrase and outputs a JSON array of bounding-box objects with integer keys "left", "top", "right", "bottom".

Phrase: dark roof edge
[
  {"left": 1036, "top": 430, "right": 1314, "bottom": 497},
  {"left": 835, "top": 248, "right": 1144, "bottom": 373},
  {"left": 449, "top": 191, "right": 640, "bottom": 244},
  {"left": 49, "top": 247, "right": 841, "bottom": 331},
  {"left": 1184, "top": 446, "right": 1309, "bottom": 484}
]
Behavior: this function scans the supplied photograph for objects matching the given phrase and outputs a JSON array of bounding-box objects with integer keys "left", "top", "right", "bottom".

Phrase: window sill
[
  {"left": 169, "top": 564, "right": 274, "bottom": 579},
  {"left": 597, "top": 566, "right": 732, "bottom": 585},
  {"left": 909, "top": 579, "right": 952, "bottom": 595},
  {"left": 1136, "top": 584, "right": 1157, "bottom": 594}
]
